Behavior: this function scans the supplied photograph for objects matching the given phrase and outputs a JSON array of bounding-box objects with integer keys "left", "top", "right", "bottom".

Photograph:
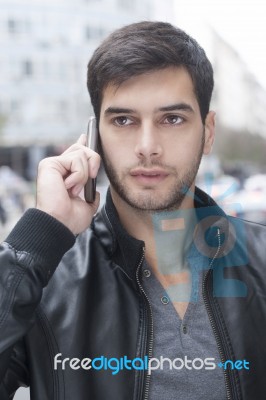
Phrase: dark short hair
[{"left": 87, "top": 21, "right": 214, "bottom": 123}]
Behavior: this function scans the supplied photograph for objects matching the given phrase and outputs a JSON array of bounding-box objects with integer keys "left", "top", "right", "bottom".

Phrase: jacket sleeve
[{"left": 0, "top": 209, "right": 76, "bottom": 397}]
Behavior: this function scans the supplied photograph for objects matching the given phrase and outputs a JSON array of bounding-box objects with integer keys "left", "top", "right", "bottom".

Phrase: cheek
[
  {"left": 166, "top": 141, "right": 197, "bottom": 161},
  {"left": 167, "top": 136, "right": 203, "bottom": 166},
  {"left": 101, "top": 140, "right": 124, "bottom": 171},
  {"left": 101, "top": 135, "right": 133, "bottom": 162}
]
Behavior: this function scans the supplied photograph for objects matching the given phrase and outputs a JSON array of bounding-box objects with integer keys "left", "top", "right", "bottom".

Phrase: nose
[{"left": 134, "top": 122, "right": 163, "bottom": 160}]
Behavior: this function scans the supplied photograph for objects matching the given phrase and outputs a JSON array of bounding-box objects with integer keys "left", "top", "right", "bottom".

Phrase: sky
[{"left": 163, "top": 0, "right": 266, "bottom": 89}]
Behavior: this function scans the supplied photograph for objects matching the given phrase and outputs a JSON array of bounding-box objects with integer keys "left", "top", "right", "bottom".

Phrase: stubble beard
[{"left": 100, "top": 133, "right": 205, "bottom": 213}]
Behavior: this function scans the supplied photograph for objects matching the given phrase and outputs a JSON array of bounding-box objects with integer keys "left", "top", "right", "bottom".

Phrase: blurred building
[
  {"left": 211, "top": 31, "right": 266, "bottom": 138},
  {"left": 0, "top": 0, "right": 152, "bottom": 146},
  {"left": 154, "top": 3, "right": 266, "bottom": 139},
  {"left": 2, "top": 0, "right": 266, "bottom": 181}
]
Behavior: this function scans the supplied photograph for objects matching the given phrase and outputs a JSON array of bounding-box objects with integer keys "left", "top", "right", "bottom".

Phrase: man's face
[{"left": 99, "top": 67, "right": 215, "bottom": 212}]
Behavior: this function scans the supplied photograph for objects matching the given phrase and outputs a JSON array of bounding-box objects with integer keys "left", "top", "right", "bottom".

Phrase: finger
[
  {"left": 62, "top": 144, "right": 99, "bottom": 170},
  {"left": 88, "top": 152, "right": 101, "bottom": 178},
  {"left": 69, "top": 155, "right": 100, "bottom": 197},
  {"left": 63, "top": 154, "right": 89, "bottom": 189},
  {"left": 63, "top": 149, "right": 100, "bottom": 181},
  {"left": 63, "top": 142, "right": 86, "bottom": 155},
  {"left": 77, "top": 133, "right": 87, "bottom": 146},
  {"left": 91, "top": 191, "right": 100, "bottom": 213},
  {"left": 69, "top": 184, "right": 84, "bottom": 197},
  {"left": 61, "top": 139, "right": 101, "bottom": 177}
]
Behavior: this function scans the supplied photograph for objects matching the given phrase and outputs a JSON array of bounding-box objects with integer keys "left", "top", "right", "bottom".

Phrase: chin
[{"left": 123, "top": 191, "right": 186, "bottom": 212}]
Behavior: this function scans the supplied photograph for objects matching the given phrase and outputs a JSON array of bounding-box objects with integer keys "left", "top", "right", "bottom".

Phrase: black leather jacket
[{"left": 0, "top": 188, "right": 265, "bottom": 400}]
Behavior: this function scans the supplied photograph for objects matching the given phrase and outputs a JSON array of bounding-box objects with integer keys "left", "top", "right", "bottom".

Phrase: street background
[{"left": 0, "top": 0, "right": 266, "bottom": 399}]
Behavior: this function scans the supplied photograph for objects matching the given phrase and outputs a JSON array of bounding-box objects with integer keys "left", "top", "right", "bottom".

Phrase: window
[
  {"left": 22, "top": 60, "right": 33, "bottom": 76},
  {"left": 10, "top": 99, "right": 20, "bottom": 112},
  {"left": 7, "top": 19, "right": 18, "bottom": 34},
  {"left": 85, "top": 26, "right": 105, "bottom": 40},
  {"left": 117, "top": 0, "right": 134, "bottom": 10},
  {"left": 7, "top": 18, "right": 31, "bottom": 34}
]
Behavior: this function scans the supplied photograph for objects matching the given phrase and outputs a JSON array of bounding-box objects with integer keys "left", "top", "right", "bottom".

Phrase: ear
[{"left": 203, "top": 111, "right": 216, "bottom": 155}]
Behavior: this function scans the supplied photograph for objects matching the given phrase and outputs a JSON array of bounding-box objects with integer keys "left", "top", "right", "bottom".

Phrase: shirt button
[
  {"left": 143, "top": 269, "right": 151, "bottom": 278},
  {"left": 161, "top": 295, "right": 169, "bottom": 305},
  {"left": 182, "top": 325, "right": 188, "bottom": 334}
]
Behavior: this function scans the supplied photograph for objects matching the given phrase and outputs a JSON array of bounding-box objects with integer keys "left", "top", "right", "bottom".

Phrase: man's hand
[{"left": 36, "top": 134, "right": 101, "bottom": 234}]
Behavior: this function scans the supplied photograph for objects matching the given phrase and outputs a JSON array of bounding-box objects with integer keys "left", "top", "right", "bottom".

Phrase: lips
[
  {"left": 130, "top": 169, "right": 169, "bottom": 184},
  {"left": 130, "top": 169, "right": 168, "bottom": 177}
]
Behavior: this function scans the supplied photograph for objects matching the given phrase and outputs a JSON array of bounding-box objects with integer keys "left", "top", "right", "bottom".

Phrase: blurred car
[
  {"left": 244, "top": 174, "right": 266, "bottom": 192},
  {"left": 197, "top": 174, "right": 241, "bottom": 200},
  {"left": 230, "top": 189, "right": 266, "bottom": 225},
  {"left": 0, "top": 166, "right": 34, "bottom": 242},
  {"left": 197, "top": 173, "right": 266, "bottom": 224}
]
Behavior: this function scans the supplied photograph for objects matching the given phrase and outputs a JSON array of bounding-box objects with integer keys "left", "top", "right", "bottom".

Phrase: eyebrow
[
  {"left": 157, "top": 103, "right": 194, "bottom": 113},
  {"left": 104, "top": 107, "right": 136, "bottom": 116},
  {"left": 104, "top": 103, "right": 194, "bottom": 116}
]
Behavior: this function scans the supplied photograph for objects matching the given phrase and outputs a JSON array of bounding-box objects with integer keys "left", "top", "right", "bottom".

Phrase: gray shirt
[{"left": 141, "top": 253, "right": 227, "bottom": 400}]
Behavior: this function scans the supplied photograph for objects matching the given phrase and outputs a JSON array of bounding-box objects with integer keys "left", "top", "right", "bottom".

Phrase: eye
[
  {"left": 113, "top": 116, "right": 133, "bottom": 126},
  {"left": 163, "top": 115, "right": 184, "bottom": 125}
]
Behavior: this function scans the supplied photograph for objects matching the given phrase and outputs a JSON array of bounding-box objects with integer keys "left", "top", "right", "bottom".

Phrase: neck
[{"left": 110, "top": 186, "right": 197, "bottom": 273}]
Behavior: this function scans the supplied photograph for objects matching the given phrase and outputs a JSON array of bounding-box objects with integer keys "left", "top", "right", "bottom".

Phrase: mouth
[{"left": 130, "top": 169, "right": 169, "bottom": 184}]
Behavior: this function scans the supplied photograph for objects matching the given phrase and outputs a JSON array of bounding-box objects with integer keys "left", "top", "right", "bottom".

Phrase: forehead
[{"left": 100, "top": 67, "right": 199, "bottom": 114}]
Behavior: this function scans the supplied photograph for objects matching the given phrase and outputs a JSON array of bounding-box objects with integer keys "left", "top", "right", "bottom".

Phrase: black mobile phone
[{"left": 84, "top": 116, "right": 98, "bottom": 203}]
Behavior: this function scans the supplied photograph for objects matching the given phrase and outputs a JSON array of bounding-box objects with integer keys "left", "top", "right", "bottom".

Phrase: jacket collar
[
  {"left": 99, "top": 188, "right": 144, "bottom": 281},
  {"left": 92, "top": 186, "right": 229, "bottom": 281}
]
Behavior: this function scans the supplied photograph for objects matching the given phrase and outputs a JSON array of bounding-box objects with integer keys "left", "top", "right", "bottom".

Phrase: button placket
[
  {"left": 143, "top": 269, "right": 151, "bottom": 278},
  {"left": 182, "top": 324, "right": 188, "bottom": 334},
  {"left": 161, "top": 295, "right": 170, "bottom": 305}
]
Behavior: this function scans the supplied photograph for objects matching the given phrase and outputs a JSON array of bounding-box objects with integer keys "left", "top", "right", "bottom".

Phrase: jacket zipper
[
  {"left": 135, "top": 246, "right": 154, "bottom": 400},
  {"left": 102, "top": 207, "right": 153, "bottom": 399},
  {"left": 103, "top": 205, "right": 233, "bottom": 398},
  {"left": 202, "top": 228, "right": 232, "bottom": 400}
]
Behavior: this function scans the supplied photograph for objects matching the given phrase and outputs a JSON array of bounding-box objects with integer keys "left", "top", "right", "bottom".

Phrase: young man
[{"left": 0, "top": 21, "right": 265, "bottom": 400}]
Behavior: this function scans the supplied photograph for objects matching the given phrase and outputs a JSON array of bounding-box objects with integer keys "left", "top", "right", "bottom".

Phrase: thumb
[{"left": 90, "top": 191, "right": 101, "bottom": 215}]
